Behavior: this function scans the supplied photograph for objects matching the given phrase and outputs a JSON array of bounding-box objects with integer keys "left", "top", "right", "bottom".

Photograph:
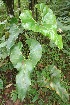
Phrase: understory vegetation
[{"left": 0, "top": 0, "right": 70, "bottom": 105}]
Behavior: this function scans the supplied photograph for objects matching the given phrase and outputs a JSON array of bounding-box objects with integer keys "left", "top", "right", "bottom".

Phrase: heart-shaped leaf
[
  {"left": 20, "top": 3, "right": 63, "bottom": 49},
  {"left": 10, "top": 39, "right": 42, "bottom": 101}
]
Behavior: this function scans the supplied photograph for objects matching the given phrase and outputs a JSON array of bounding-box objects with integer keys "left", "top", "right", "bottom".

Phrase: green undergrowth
[{"left": 0, "top": 0, "right": 70, "bottom": 105}]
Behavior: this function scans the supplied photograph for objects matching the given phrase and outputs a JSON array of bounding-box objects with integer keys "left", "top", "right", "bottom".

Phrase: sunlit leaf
[
  {"left": 20, "top": 3, "right": 63, "bottom": 49},
  {"left": 20, "top": 10, "right": 40, "bottom": 32}
]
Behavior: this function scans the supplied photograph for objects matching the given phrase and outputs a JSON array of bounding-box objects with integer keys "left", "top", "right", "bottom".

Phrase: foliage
[
  {"left": 0, "top": 1, "right": 69, "bottom": 104},
  {"left": 20, "top": 3, "right": 63, "bottom": 49},
  {"left": 10, "top": 39, "right": 42, "bottom": 101},
  {"left": 11, "top": 90, "right": 18, "bottom": 102},
  {"left": 37, "top": 65, "right": 69, "bottom": 102},
  {"left": 50, "top": 0, "right": 70, "bottom": 32},
  {"left": 0, "top": 79, "right": 3, "bottom": 89}
]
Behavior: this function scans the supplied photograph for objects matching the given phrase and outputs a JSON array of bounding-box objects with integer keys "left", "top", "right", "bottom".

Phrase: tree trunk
[
  {"left": 29, "top": 0, "right": 35, "bottom": 16},
  {"left": 29, "top": 0, "right": 38, "bottom": 20},
  {"left": 18, "top": 0, "right": 21, "bottom": 16},
  {"left": 2, "top": 0, "right": 14, "bottom": 16},
  {"left": 34, "top": 0, "right": 38, "bottom": 21}
]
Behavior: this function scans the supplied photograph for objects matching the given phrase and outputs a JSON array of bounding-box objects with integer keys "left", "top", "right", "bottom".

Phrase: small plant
[
  {"left": 0, "top": 3, "right": 69, "bottom": 103},
  {"left": 0, "top": 79, "right": 3, "bottom": 90},
  {"left": 11, "top": 90, "right": 18, "bottom": 102}
]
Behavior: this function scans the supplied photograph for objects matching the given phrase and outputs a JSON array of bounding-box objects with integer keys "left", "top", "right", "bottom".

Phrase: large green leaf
[
  {"left": 16, "top": 69, "right": 31, "bottom": 100},
  {"left": 37, "top": 65, "right": 69, "bottom": 102},
  {"left": 0, "top": 24, "right": 23, "bottom": 59},
  {"left": 19, "top": 3, "right": 63, "bottom": 49},
  {"left": 49, "top": 66, "right": 69, "bottom": 102},
  {"left": 19, "top": 10, "right": 40, "bottom": 32},
  {"left": 10, "top": 39, "right": 42, "bottom": 101}
]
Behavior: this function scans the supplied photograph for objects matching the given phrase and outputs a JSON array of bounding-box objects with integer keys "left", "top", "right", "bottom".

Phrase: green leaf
[
  {"left": 10, "top": 39, "right": 42, "bottom": 101},
  {"left": 37, "top": 65, "right": 69, "bottom": 102},
  {"left": 19, "top": 3, "right": 63, "bottom": 49},
  {"left": 0, "top": 21, "right": 6, "bottom": 37},
  {"left": 11, "top": 90, "right": 18, "bottom": 102},
  {"left": 20, "top": 10, "right": 40, "bottom": 32},
  {"left": 0, "top": 40, "right": 9, "bottom": 59},
  {"left": 10, "top": 42, "right": 25, "bottom": 70},
  {"left": 9, "top": 17, "right": 18, "bottom": 24},
  {"left": 0, "top": 47, "right": 8, "bottom": 59},
  {"left": 6, "top": 24, "right": 23, "bottom": 50},
  {"left": 49, "top": 66, "right": 69, "bottom": 102},
  {"left": 16, "top": 69, "right": 31, "bottom": 101},
  {"left": 54, "top": 34, "right": 63, "bottom": 49},
  {"left": 0, "top": 79, "right": 3, "bottom": 89},
  {"left": 0, "top": 41, "right": 7, "bottom": 48},
  {"left": 50, "top": 82, "right": 69, "bottom": 102},
  {"left": 26, "top": 38, "right": 42, "bottom": 66},
  {"left": 32, "top": 94, "right": 39, "bottom": 102},
  {"left": 48, "top": 65, "right": 61, "bottom": 81}
]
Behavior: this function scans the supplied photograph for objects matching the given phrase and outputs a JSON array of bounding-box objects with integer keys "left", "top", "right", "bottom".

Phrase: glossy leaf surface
[{"left": 20, "top": 3, "right": 63, "bottom": 49}]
